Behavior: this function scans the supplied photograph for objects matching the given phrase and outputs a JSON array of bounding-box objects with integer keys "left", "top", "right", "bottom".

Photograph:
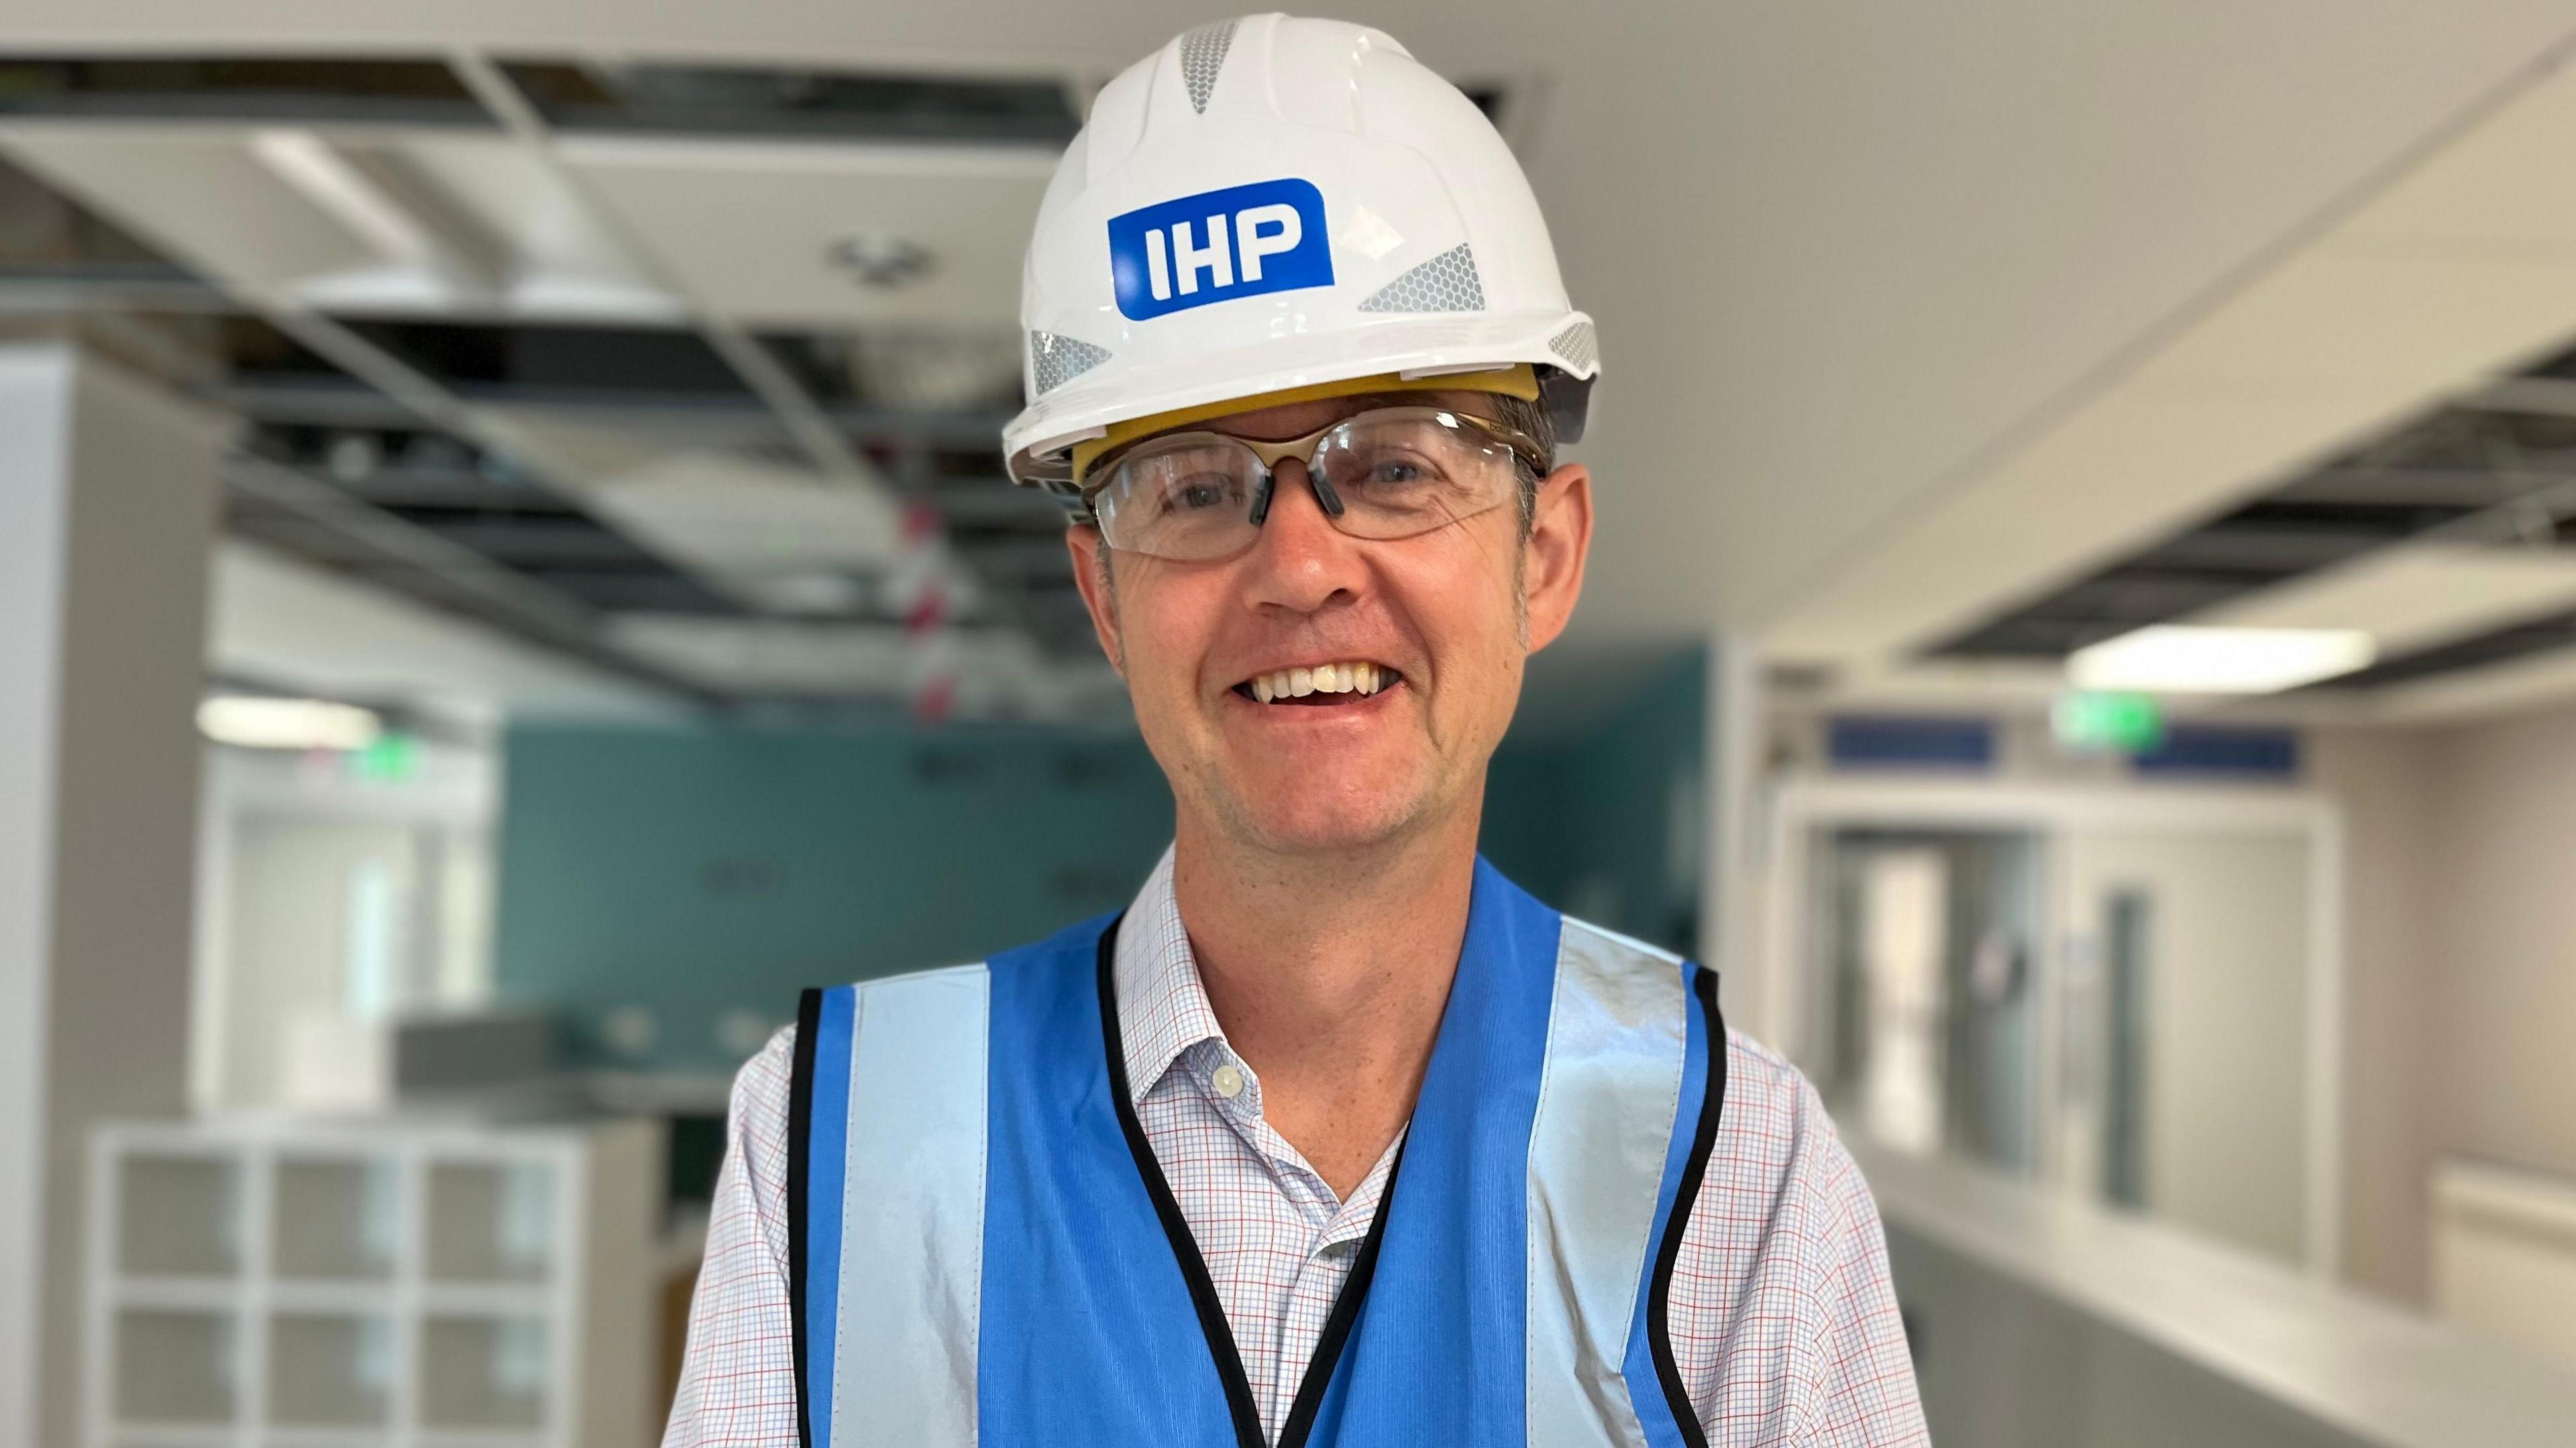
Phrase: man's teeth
[{"left": 1248, "top": 661, "right": 1388, "bottom": 703}]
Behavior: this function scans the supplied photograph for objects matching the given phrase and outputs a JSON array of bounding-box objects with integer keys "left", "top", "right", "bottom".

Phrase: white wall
[
  {"left": 2318, "top": 704, "right": 2576, "bottom": 1306},
  {"left": 0, "top": 344, "right": 222, "bottom": 1448},
  {"left": 0, "top": 347, "right": 76, "bottom": 1448},
  {"left": 193, "top": 741, "right": 500, "bottom": 1111},
  {"left": 2417, "top": 708, "right": 2576, "bottom": 1175},
  {"left": 2308, "top": 728, "right": 2440, "bottom": 1303},
  {"left": 222, "top": 817, "right": 419, "bottom": 1106}
]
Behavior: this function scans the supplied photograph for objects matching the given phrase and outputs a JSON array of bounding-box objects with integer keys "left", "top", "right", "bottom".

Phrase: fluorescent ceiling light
[
  {"left": 2068, "top": 626, "right": 2375, "bottom": 694},
  {"left": 198, "top": 695, "right": 383, "bottom": 750}
]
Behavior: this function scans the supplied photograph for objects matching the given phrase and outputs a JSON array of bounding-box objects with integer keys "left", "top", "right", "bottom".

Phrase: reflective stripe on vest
[
  {"left": 788, "top": 859, "right": 1725, "bottom": 1447},
  {"left": 791, "top": 964, "right": 988, "bottom": 1448}
]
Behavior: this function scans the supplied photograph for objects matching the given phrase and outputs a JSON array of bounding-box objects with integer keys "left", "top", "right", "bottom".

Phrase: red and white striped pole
[{"left": 894, "top": 499, "right": 957, "bottom": 725}]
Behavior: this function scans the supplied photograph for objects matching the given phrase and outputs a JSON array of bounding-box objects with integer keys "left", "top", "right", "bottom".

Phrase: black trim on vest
[
  {"left": 1648, "top": 965, "right": 1729, "bottom": 1447},
  {"left": 1273, "top": 1132, "right": 1406, "bottom": 1447},
  {"left": 1095, "top": 914, "right": 1407, "bottom": 1448},
  {"left": 786, "top": 985, "right": 823, "bottom": 1448},
  {"left": 1093, "top": 915, "right": 1265, "bottom": 1447}
]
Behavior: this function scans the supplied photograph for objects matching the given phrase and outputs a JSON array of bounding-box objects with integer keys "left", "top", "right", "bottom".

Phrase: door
[
  {"left": 221, "top": 816, "right": 423, "bottom": 1109},
  {"left": 2059, "top": 827, "right": 2315, "bottom": 1265},
  {"left": 1813, "top": 828, "right": 2041, "bottom": 1174}
]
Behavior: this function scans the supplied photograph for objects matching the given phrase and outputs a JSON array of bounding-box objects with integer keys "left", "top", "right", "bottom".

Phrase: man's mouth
[{"left": 1230, "top": 661, "right": 1403, "bottom": 706}]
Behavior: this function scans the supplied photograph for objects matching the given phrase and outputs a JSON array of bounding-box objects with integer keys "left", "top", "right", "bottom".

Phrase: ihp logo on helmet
[{"left": 1108, "top": 178, "right": 1333, "bottom": 322}]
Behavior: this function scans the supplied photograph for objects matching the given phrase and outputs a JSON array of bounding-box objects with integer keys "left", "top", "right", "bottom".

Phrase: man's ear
[
  {"left": 1521, "top": 463, "right": 1593, "bottom": 654},
  {"left": 1065, "top": 523, "right": 1125, "bottom": 673}
]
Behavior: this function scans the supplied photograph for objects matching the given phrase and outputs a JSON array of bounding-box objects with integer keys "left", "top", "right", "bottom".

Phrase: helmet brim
[{"left": 1004, "top": 309, "right": 1598, "bottom": 493}]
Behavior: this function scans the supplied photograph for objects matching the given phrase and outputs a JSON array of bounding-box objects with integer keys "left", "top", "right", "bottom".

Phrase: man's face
[{"left": 1068, "top": 391, "right": 1593, "bottom": 858}]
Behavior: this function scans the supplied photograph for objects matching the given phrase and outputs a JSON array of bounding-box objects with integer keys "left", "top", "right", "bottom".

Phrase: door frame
[{"left": 1753, "top": 774, "right": 2347, "bottom": 1278}]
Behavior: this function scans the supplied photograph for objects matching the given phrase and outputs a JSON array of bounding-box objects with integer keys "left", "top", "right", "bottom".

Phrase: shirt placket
[{"left": 1189, "top": 1040, "right": 1398, "bottom": 1436}]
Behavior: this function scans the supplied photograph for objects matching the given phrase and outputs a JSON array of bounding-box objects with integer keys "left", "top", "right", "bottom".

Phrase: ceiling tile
[
  {"left": 584, "top": 449, "right": 904, "bottom": 575},
  {"left": 2201, "top": 542, "right": 2576, "bottom": 653},
  {"left": 557, "top": 136, "right": 1053, "bottom": 327},
  {"left": 3, "top": 128, "right": 376, "bottom": 288}
]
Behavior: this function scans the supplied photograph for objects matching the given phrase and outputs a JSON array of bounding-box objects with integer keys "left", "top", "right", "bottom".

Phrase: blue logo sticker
[{"left": 1108, "top": 178, "right": 1334, "bottom": 321}]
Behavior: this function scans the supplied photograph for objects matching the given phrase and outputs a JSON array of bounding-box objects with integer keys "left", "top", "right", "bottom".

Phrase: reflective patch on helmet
[
  {"left": 1029, "top": 331, "right": 1112, "bottom": 394},
  {"left": 1179, "top": 19, "right": 1237, "bottom": 114},
  {"left": 1108, "top": 178, "right": 1336, "bottom": 321},
  {"left": 1358, "top": 245, "right": 1486, "bottom": 313},
  {"left": 1548, "top": 320, "right": 1598, "bottom": 373}
]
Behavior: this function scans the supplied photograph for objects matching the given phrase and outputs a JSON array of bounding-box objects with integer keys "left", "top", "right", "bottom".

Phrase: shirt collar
[{"left": 1114, "top": 844, "right": 1228, "bottom": 1105}]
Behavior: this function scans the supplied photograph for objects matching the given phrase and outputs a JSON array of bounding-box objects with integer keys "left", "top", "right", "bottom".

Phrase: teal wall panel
[
  {"left": 494, "top": 647, "right": 1708, "bottom": 1068},
  {"left": 494, "top": 726, "right": 1174, "bottom": 1067},
  {"left": 1483, "top": 650, "right": 1708, "bottom": 954}
]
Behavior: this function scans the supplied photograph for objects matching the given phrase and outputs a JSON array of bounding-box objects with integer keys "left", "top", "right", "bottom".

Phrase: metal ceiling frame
[
  {"left": 0, "top": 44, "right": 1110, "bottom": 714},
  {"left": 1929, "top": 375, "right": 2576, "bottom": 688},
  {"left": 221, "top": 451, "right": 721, "bottom": 702}
]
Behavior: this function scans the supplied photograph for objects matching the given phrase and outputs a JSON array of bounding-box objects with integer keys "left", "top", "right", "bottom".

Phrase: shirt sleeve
[
  {"left": 1783, "top": 1119, "right": 1930, "bottom": 1446},
  {"left": 663, "top": 1026, "right": 802, "bottom": 1448},
  {"left": 1672, "top": 1034, "right": 1929, "bottom": 1446}
]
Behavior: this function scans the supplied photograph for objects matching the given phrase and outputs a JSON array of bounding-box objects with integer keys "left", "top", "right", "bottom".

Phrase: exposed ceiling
[
  {"left": 0, "top": 52, "right": 1125, "bottom": 721},
  {"left": 13, "top": 3, "right": 2576, "bottom": 728},
  {"left": 1927, "top": 378, "right": 2576, "bottom": 698},
  {"left": 209, "top": 537, "right": 676, "bottom": 730}
]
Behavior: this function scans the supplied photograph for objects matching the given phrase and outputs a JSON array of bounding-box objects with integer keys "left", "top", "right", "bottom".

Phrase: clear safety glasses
[{"left": 1085, "top": 405, "right": 1542, "bottom": 562}]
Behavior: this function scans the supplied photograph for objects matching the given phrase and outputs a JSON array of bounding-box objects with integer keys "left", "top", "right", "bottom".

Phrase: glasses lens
[
  {"left": 1313, "top": 410, "right": 1518, "bottom": 539},
  {"left": 1093, "top": 435, "right": 1265, "bottom": 559}
]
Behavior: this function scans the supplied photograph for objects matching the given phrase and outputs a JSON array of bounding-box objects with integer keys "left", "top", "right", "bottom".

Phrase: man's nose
[{"left": 1240, "top": 458, "right": 1364, "bottom": 613}]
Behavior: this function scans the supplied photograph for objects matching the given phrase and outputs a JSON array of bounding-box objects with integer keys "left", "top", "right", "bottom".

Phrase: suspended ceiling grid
[
  {"left": 1924, "top": 366, "right": 2576, "bottom": 704},
  {"left": 0, "top": 52, "right": 1154, "bottom": 720}
]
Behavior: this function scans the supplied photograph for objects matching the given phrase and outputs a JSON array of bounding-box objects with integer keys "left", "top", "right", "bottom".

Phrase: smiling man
[{"left": 666, "top": 15, "right": 1926, "bottom": 1448}]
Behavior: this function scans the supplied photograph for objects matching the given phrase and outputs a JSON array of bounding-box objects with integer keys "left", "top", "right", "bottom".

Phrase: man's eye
[
  {"left": 1168, "top": 477, "right": 1234, "bottom": 510},
  {"left": 1347, "top": 452, "right": 1446, "bottom": 492}
]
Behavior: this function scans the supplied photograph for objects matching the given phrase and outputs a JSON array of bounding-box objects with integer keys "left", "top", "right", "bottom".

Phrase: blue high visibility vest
[{"left": 786, "top": 858, "right": 1727, "bottom": 1447}]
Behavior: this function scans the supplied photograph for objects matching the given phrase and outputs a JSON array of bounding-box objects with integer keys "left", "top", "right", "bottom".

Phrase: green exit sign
[
  {"left": 2054, "top": 691, "right": 2165, "bottom": 753},
  {"left": 349, "top": 730, "right": 421, "bottom": 782}
]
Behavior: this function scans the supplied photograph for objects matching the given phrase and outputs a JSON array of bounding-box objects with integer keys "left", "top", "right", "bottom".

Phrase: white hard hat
[{"left": 1003, "top": 13, "right": 1599, "bottom": 495}]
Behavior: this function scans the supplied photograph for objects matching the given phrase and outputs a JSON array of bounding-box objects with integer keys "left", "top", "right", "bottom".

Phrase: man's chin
[{"left": 1213, "top": 787, "right": 1428, "bottom": 858}]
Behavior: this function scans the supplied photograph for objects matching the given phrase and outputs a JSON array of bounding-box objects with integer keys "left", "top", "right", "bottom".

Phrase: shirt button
[{"left": 1211, "top": 1062, "right": 1246, "bottom": 1099}]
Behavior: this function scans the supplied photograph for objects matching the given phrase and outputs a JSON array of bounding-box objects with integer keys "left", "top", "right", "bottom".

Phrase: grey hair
[{"left": 1488, "top": 389, "right": 1558, "bottom": 537}]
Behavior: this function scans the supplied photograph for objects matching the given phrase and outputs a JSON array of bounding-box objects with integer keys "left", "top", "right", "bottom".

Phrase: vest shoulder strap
[{"left": 790, "top": 964, "right": 992, "bottom": 1448}]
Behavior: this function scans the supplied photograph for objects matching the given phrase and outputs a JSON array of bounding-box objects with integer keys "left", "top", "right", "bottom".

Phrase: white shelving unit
[{"left": 88, "top": 1116, "right": 660, "bottom": 1448}]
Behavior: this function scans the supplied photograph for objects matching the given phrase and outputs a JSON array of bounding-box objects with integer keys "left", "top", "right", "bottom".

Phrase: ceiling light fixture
[
  {"left": 198, "top": 695, "right": 384, "bottom": 751},
  {"left": 827, "top": 230, "right": 934, "bottom": 289},
  {"left": 2068, "top": 625, "right": 2375, "bottom": 695}
]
